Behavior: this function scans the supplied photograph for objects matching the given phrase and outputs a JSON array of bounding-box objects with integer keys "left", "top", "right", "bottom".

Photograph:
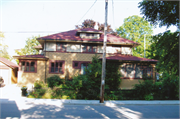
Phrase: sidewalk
[{"left": 0, "top": 85, "right": 179, "bottom": 106}]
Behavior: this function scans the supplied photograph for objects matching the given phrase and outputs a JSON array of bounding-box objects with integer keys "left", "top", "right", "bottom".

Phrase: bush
[
  {"left": 132, "top": 79, "right": 154, "bottom": 100},
  {"left": 29, "top": 89, "right": 47, "bottom": 98},
  {"left": 46, "top": 75, "right": 64, "bottom": 88},
  {"left": 34, "top": 80, "right": 46, "bottom": 89}
]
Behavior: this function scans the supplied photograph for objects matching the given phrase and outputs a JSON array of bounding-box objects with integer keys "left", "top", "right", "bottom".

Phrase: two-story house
[{"left": 13, "top": 28, "right": 157, "bottom": 89}]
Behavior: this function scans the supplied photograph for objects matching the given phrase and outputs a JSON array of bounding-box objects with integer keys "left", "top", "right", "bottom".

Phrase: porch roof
[
  {"left": 13, "top": 54, "right": 49, "bottom": 60},
  {"left": 0, "top": 57, "right": 19, "bottom": 69}
]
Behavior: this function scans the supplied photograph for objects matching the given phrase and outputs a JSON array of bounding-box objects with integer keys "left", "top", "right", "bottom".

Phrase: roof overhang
[
  {"left": 37, "top": 39, "right": 138, "bottom": 47},
  {"left": 13, "top": 56, "right": 49, "bottom": 61}
]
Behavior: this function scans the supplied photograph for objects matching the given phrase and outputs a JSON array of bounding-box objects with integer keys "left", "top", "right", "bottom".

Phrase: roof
[
  {"left": 0, "top": 57, "right": 19, "bottom": 69},
  {"left": 13, "top": 54, "right": 48, "bottom": 60},
  {"left": 37, "top": 28, "right": 140, "bottom": 47},
  {"left": 77, "top": 28, "right": 103, "bottom": 33},
  {"left": 100, "top": 54, "right": 158, "bottom": 63}
]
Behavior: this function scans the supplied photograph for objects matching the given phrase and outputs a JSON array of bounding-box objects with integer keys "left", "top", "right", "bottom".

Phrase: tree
[
  {"left": 0, "top": 32, "right": 12, "bottom": 60},
  {"left": 139, "top": 0, "right": 179, "bottom": 76},
  {"left": 147, "top": 31, "right": 179, "bottom": 76},
  {"left": 116, "top": 15, "right": 153, "bottom": 57},
  {"left": 74, "top": 55, "right": 121, "bottom": 99},
  {"left": 75, "top": 19, "right": 95, "bottom": 29},
  {"left": 15, "top": 36, "right": 40, "bottom": 56},
  {"left": 76, "top": 19, "right": 117, "bottom": 35},
  {"left": 138, "top": 1, "right": 179, "bottom": 28}
]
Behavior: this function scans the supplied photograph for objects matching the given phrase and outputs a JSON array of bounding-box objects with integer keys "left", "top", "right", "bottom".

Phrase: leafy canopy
[
  {"left": 147, "top": 31, "right": 179, "bottom": 76},
  {"left": 76, "top": 19, "right": 117, "bottom": 35},
  {"left": 138, "top": 1, "right": 179, "bottom": 28},
  {"left": 0, "top": 32, "right": 12, "bottom": 60},
  {"left": 117, "top": 15, "right": 153, "bottom": 57},
  {"left": 15, "top": 36, "right": 40, "bottom": 56}
]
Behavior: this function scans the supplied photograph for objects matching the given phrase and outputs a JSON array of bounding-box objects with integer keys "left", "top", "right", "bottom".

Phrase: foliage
[
  {"left": 133, "top": 80, "right": 154, "bottom": 100},
  {"left": 0, "top": 32, "right": 12, "bottom": 60},
  {"left": 29, "top": 89, "right": 46, "bottom": 98},
  {"left": 51, "top": 87, "right": 76, "bottom": 99},
  {"left": 34, "top": 80, "right": 46, "bottom": 89},
  {"left": 161, "top": 72, "right": 179, "bottom": 99},
  {"left": 75, "top": 19, "right": 95, "bottom": 29},
  {"left": 46, "top": 75, "right": 64, "bottom": 88},
  {"left": 138, "top": 1, "right": 179, "bottom": 28},
  {"left": 117, "top": 15, "right": 153, "bottom": 57},
  {"left": 76, "top": 19, "right": 117, "bottom": 35},
  {"left": 15, "top": 36, "right": 40, "bottom": 56},
  {"left": 74, "top": 55, "right": 121, "bottom": 100},
  {"left": 147, "top": 31, "right": 179, "bottom": 76}
]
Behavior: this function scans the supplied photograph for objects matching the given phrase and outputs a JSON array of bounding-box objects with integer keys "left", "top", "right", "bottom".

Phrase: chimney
[{"left": 94, "top": 22, "right": 98, "bottom": 30}]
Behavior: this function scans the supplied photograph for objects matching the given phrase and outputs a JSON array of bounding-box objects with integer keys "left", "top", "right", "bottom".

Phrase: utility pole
[
  {"left": 144, "top": 34, "right": 146, "bottom": 58},
  {"left": 100, "top": 0, "right": 108, "bottom": 103}
]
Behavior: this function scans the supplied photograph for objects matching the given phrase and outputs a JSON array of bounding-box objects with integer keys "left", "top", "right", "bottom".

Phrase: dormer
[{"left": 76, "top": 28, "right": 103, "bottom": 39}]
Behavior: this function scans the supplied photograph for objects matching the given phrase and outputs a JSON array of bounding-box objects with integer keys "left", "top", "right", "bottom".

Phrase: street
[{"left": 0, "top": 99, "right": 179, "bottom": 119}]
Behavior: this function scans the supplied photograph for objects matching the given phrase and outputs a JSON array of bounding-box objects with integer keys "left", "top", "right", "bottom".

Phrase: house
[
  {"left": 13, "top": 28, "right": 157, "bottom": 89},
  {"left": 0, "top": 57, "right": 19, "bottom": 85}
]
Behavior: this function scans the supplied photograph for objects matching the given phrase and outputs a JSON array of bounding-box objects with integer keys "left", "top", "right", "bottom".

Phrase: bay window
[
  {"left": 120, "top": 63, "right": 153, "bottom": 79},
  {"left": 20, "top": 60, "right": 37, "bottom": 73}
]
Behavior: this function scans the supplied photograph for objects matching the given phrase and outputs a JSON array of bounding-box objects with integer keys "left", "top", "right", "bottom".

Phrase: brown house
[
  {"left": 13, "top": 28, "right": 157, "bottom": 89},
  {"left": 0, "top": 57, "right": 19, "bottom": 85}
]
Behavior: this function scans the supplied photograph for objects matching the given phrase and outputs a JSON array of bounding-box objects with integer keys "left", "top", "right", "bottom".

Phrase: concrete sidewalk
[
  {"left": 1, "top": 97, "right": 179, "bottom": 106},
  {"left": 0, "top": 84, "right": 179, "bottom": 106}
]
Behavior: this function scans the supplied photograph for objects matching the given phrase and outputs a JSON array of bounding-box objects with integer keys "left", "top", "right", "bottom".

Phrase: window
[
  {"left": 73, "top": 61, "right": 91, "bottom": 74},
  {"left": 82, "top": 44, "right": 97, "bottom": 53},
  {"left": 57, "top": 43, "right": 66, "bottom": 52},
  {"left": 120, "top": 63, "right": 153, "bottom": 79},
  {"left": 49, "top": 60, "right": 65, "bottom": 74},
  {"left": 20, "top": 60, "right": 37, "bottom": 73},
  {"left": 81, "top": 63, "right": 89, "bottom": 75}
]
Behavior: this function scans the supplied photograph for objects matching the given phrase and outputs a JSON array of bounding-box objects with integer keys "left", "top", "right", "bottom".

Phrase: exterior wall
[
  {"left": 45, "top": 52, "right": 102, "bottom": 79},
  {"left": 11, "top": 68, "right": 18, "bottom": 84},
  {"left": 17, "top": 60, "right": 46, "bottom": 86},
  {"left": 0, "top": 62, "right": 18, "bottom": 84},
  {"left": 121, "top": 47, "right": 132, "bottom": 55},
  {"left": 120, "top": 79, "right": 144, "bottom": 89}
]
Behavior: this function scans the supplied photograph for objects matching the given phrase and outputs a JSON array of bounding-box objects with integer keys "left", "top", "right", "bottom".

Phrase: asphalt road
[{"left": 0, "top": 100, "right": 179, "bottom": 119}]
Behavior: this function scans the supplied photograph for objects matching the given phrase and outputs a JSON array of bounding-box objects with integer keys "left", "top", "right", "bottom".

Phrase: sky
[{"left": 0, "top": 0, "right": 177, "bottom": 63}]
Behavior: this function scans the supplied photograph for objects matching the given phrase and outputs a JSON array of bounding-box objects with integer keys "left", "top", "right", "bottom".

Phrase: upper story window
[
  {"left": 57, "top": 43, "right": 66, "bottom": 52},
  {"left": 82, "top": 44, "right": 97, "bottom": 53},
  {"left": 49, "top": 60, "right": 65, "bottom": 74},
  {"left": 80, "top": 33, "right": 100, "bottom": 39},
  {"left": 19, "top": 60, "right": 37, "bottom": 73}
]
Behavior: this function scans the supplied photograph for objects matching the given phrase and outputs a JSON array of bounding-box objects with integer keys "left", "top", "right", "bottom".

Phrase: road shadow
[{"left": 0, "top": 99, "right": 21, "bottom": 118}]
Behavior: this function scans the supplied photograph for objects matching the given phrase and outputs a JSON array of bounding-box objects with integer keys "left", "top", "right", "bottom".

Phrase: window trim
[
  {"left": 120, "top": 63, "right": 153, "bottom": 79},
  {"left": 19, "top": 60, "right": 37, "bottom": 73},
  {"left": 73, "top": 61, "right": 91, "bottom": 69},
  {"left": 81, "top": 44, "right": 97, "bottom": 53},
  {"left": 49, "top": 60, "right": 65, "bottom": 74}
]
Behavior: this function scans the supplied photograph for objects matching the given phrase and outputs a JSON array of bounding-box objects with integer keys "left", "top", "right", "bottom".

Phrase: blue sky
[{"left": 0, "top": 0, "right": 177, "bottom": 62}]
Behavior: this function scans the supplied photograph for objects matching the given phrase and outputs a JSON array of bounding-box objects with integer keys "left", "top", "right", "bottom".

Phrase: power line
[{"left": 76, "top": 0, "right": 97, "bottom": 25}]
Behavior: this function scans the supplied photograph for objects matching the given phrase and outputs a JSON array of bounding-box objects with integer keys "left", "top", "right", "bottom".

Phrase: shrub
[
  {"left": 46, "top": 75, "right": 64, "bottom": 88},
  {"left": 29, "top": 89, "right": 46, "bottom": 98},
  {"left": 34, "top": 80, "right": 46, "bottom": 89},
  {"left": 133, "top": 79, "right": 154, "bottom": 100}
]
